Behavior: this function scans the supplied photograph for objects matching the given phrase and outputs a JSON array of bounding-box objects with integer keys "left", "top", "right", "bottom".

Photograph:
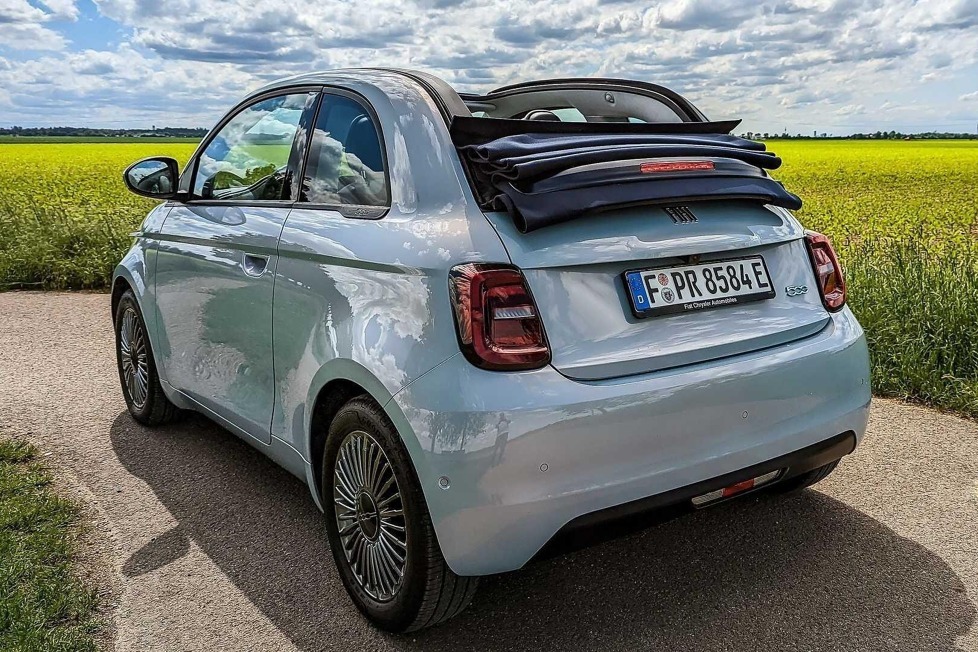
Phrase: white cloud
[
  {"left": 0, "top": 0, "right": 76, "bottom": 51},
  {"left": 37, "top": 0, "right": 79, "bottom": 21},
  {"left": 0, "top": 45, "right": 254, "bottom": 125},
  {"left": 0, "top": 0, "right": 977, "bottom": 131},
  {"left": 0, "top": 0, "right": 48, "bottom": 23},
  {"left": 835, "top": 104, "right": 866, "bottom": 116},
  {"left": 960, "top": 91, "right": 978, "bottom": 102},
  {"left": 0, "top": 22, "right": 66, "bottom": 50}
]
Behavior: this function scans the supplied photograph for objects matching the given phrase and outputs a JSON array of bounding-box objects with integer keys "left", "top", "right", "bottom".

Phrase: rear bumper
[
  {"left": 385, "top": 307, "right": 871, "bottom": 576},
  {"left": 533, "top": 430, "right": 855, "bottom": 563}
]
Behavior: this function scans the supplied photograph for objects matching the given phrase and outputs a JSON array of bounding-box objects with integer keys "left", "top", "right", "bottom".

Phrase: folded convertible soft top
[
  {"left": 453, "top": 125, "right": 802, "bottom": 233},
  {"left": 450, "top": 116, "right": 745, "bottom": 146}
]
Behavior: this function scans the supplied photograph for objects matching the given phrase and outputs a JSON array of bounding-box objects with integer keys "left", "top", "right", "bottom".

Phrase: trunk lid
[{"left": 483, "top": 201, "right": 830, "bottom": 380}]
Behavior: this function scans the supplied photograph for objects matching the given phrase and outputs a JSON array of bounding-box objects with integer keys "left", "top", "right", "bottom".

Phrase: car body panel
[
  {"left": 267, "top": 74, "right": 511, "bottom": 463},
  {"left": 272, "top": 205, "right": 509, "bottom": 454},
  {"left": 113, "top": 203, "right": 170, "bottom": 377},
  {"left": 154, "top": 203, "right": 288, "bottom": 443},
  {"left": 111, "top": 69, "right": 873, "bottom": 581},
  {"left": 386, "top": 307, "right": 870, "bottom": 575},
  {"left": 484, "top": 202, "right": 830, "bottom": 379},
  {"left": 482, "top": 202, "right": 805, "bottom": 268}
]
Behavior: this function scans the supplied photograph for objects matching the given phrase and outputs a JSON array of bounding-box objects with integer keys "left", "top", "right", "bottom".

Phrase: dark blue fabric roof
[
  {"left": 457, "top": 131, "right": 801, "bottom": 233},
  {"left": 461, "top": 132, "right": 767, "bottom": 160},
  {"left": 482, "top": 144, "right": 781, "bottom": 182}
]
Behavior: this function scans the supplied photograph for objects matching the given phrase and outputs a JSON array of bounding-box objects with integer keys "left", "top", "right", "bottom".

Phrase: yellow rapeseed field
[
  {"left": 774, "top": 139, "right": 978, "bottom": 241},
  {"left": 1, "top": 138, "right": 977, "bottom": 414},
  {"left": 0, "top": 142, "right": 195, "bottom": 288}
]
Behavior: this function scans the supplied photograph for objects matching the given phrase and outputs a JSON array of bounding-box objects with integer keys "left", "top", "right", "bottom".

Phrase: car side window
[
  {"left": 193, "top": 93, "right": 311, "bottom": 201},
  {"left": 301, "top": 94, "right": 389, "bottom": 208}
]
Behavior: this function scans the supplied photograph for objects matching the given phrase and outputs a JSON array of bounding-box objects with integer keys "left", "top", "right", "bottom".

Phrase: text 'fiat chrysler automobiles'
[{"left": 114, "top": 69, "right": 870, "bottom": 631}]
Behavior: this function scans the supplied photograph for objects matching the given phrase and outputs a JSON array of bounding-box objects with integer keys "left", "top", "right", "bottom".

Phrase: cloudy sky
[{"left": 1, "top": 0, "right": 977, "bottom": 134}]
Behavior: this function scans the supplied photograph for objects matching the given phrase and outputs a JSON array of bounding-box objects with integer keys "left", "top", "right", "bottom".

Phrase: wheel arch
[
  {"left": 111, "top": 272, "right": 134, "bottom": 318},
  {"left": 307, "top": 377, "right": 371, "bottom": 505},
  {"left": 112, "top": 256, "right": 172, "bottom": 390},
  {"left": 303, "top": 359, "right": 429, "bottom": 509},
  {"left": 111, "top": 265, "right": 144, "bottom": 317}
]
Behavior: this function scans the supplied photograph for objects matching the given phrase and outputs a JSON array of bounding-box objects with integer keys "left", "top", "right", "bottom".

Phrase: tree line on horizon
[
  {"left": 744, "top": 130, "right": 978, "bottom": 140},
  {"left": 0, "top": 126, "right": 209, "bottom": 138},
  {"left": 2, "top": 125, "right": 975, "bottom": 141}
]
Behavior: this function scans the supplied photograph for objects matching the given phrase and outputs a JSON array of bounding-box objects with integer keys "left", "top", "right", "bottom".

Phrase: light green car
[{"left": 113, "top": 69, "right": 871, "bottom": 631}]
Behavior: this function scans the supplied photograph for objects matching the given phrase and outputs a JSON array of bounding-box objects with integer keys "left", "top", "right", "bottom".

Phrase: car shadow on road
[{"left": 110, "top": 411, "right": 975, "bottom": 651}]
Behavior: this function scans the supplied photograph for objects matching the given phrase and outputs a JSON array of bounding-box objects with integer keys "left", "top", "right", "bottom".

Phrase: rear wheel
[
  {"left": 322, "top": 396, "right": 477, "bottom": 632},
  {"left": 114, "top": 290, "right": 181, "bottom": 426},
  {"left": 772, "top": 460, "right": 840, "bottom": 493}
]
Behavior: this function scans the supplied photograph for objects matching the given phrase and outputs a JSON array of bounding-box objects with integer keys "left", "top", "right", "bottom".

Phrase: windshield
[{"left": 464, "top": 86, "right": 687, "bottom": 124}]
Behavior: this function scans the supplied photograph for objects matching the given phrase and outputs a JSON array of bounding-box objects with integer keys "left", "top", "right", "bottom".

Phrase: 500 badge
[{"left": 785, "top": 285, "right": 809, "bottom": 297}]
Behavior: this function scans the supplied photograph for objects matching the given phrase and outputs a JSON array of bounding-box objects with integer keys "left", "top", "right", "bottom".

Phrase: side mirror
[{"left": 123, "top": 157, "right": 181, "bottom": 200}]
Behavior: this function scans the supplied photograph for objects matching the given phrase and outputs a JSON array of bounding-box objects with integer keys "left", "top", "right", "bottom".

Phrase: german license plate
[{"left": 623, "top": 256, "right": 775, "bottom": 318}]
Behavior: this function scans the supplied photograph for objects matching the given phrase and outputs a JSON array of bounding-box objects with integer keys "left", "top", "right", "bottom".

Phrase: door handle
[{"left": 242, "top": 253, "right": 269, "bottom": 278}]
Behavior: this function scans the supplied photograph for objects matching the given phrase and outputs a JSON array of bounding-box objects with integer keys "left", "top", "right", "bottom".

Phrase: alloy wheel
[
  {"left": 119, "top": 307, "right": 149, "bottom": 409},
  {"left": 333, "top": 430, "right": 407, "bottom": 601}
]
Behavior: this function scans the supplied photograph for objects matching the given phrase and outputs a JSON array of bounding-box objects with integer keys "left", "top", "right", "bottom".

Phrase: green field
[
  {"left": 1, "top": 139, "right": 977, "bottom": 415},
  {"left": 773, "top": 140, "right": 978, "bottom": 415}
]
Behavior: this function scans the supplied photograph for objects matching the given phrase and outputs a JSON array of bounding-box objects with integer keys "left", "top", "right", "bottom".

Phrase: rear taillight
[
  {"left": 449, "top": 264, "right": 550, "bottom": 370},
  {"left": 804, "top": 231, "right": 846, "bottom": 312}
]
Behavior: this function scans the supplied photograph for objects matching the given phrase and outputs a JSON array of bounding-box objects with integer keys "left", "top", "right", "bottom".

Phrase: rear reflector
[
  {"left": 691, "top": 469, "right": 781, "bottom": 507},
  {"left": 640, "top": 161, "right": 715, "bottom": 174}
]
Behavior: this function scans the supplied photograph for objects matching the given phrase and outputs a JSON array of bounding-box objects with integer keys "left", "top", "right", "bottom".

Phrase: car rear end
[
  {"left": 389, "top": 198, "right": 870, "bottom": 577},
  {"left": 385, "top": 77, "right": 871, "bottom": 578}
]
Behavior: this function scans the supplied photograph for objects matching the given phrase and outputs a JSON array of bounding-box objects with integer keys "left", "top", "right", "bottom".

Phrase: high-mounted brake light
[
  {"left": 804, "top": 231, "right": 846, "bottom": 312},
  {"left": 640, "top": 161, "right": 715, "bottom": 174},
  {"left": 449, "top": 264, "right": 550, "bottom": 370}
]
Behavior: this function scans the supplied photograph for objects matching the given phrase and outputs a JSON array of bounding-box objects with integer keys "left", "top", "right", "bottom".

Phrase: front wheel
[
  {"left": 114, "top": 289, "right": 181, "bottom": 426},
  {"left": 322, "top": 396, "right": 478, "bottom": 632}
]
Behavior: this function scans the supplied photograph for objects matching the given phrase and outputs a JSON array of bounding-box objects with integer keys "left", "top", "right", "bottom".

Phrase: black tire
[
  {"left": 322, "top": 396, "right": 478, "bottom": 632},
  {"left": 771, "top": 460, "right": 840, "bottom": 493},
  {"left": 114, "top": 289, "right": 181, "bottom": 426}
]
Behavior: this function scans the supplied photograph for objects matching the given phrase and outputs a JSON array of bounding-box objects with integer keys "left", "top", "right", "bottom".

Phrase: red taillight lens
[
  {"left": 804, "top": 231, "right": 846, "bottom": 311},
  {"left": 449, "top": 264, "right": 550, "bottom": 370}
]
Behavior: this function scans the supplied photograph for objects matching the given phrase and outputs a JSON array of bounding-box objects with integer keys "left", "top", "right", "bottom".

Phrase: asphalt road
[{"left": 1, "top": 291, "right": 976, "bottom": 651}]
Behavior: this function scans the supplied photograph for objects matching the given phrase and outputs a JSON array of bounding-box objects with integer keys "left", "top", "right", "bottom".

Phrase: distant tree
[{"left": 0, "top": 126, "right": 208, "bottom": 138}]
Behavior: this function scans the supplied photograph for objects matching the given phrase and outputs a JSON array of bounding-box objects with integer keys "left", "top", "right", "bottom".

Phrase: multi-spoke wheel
[
  {"left": 119, "top": 307, "right": 149, "bottom": 410},
  {"left": 114, "top": 288, "right": 180, "bottom": 426},
  {"left": 322, "top": 396, "right": 478, "bottom": 632},
  {"left": 333, "top": 430, "right": 407, "bottom": 602}
]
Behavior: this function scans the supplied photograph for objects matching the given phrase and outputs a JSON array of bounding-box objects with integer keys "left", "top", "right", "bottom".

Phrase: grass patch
[
  {"left": 0, "top": 439, "right": 100, "bottom": 652},
  {"left": 844, "top": 236, "right": 978, "bottom": 414}
]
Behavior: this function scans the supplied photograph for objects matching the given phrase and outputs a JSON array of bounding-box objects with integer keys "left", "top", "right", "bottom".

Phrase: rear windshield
[{"left": 466, "top": 87, "right": 686, "bottom": 124}]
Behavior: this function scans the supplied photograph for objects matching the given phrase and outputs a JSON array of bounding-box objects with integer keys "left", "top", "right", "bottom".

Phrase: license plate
[{"left": 623, "top": 255, "right": 775, "bottom": 318}]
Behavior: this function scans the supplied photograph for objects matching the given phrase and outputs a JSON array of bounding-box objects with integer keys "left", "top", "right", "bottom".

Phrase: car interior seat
[{"left": 345, "top": 115, "right": 384, "bottom": 172}]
